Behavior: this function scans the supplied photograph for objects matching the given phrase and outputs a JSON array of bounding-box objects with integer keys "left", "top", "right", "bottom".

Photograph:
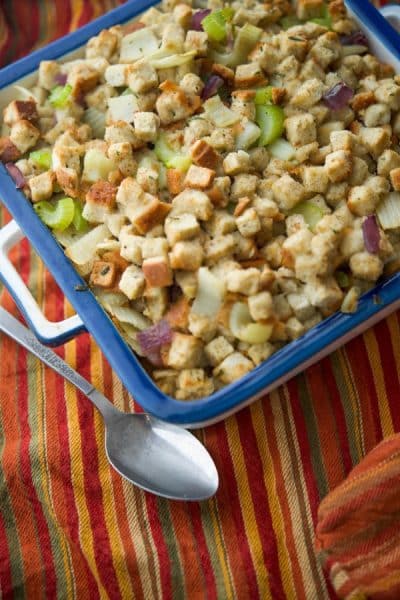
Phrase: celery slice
[
  {"left": 29, "top": 149, "right": 52, "bottom": 170},
  {"left": 49, "top": 84, "right": 72, "bottom": 108},
  {"left": 201, "top": 8, "right": 233, "bottom": 43},
  {"left": 72, "top": 200, "right": 89, "bottom": 232},
  {"left": 229, "top": 302, "right": 272, "bottom": 344},
  {"left": 254, "top": 86, "right": 273, "bottom": 105},
  {"left": 335, "top": 271, "right": 350, "bottom": 289},
  {"left": 280, "top": 16, "right": 302, "bottom": 29},
  {"left": 209, "top": 23, "right": 262, "bottom": 68},
  {"left": 256, "top": 105, "right": 285, "bottom": 146},
  {"left": 289, "top": 201, "right": 324, "bottom": 231},
  {"left": 154, "top": 134, "right": 191, "bottom": 171},
  {"left": 34, "top": 197, "right": 75, "bottom": 231},
  {"left": 268, "top": 138, "right": 296, "bottom": 160}
]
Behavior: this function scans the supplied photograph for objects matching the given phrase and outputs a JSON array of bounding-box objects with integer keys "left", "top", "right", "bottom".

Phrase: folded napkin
[{"left": 316, "top": 434, "right": 400, "bottom": 600}]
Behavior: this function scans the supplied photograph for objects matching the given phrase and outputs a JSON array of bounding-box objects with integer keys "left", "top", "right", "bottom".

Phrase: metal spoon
[{"left": 0, "top": 306, "right": 219, "bottom": 501}]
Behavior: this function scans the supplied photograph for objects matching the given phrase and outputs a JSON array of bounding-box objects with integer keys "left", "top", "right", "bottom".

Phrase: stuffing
[
  {"left": 7, "top": 0, "right": 400, "bottom": 400},
  {"left": 9, "top": 120, "right": 40, "bottom": 154}
]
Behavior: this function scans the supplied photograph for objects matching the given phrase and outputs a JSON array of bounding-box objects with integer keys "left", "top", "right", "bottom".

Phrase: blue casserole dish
[{"left": 1, "top": 0, "right": 400, "bottom": 427}]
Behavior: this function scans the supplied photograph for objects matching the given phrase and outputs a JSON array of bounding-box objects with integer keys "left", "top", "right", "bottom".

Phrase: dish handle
[
  {"left": 0, "top": 220, "right": 86, "bottom": 346},
  {"left": 380, "top": 5, "right": 400, "bottom": 32}
]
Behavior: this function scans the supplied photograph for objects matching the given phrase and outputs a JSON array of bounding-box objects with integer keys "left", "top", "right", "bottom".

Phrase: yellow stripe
[
  {"left": 70, "top": 0, "right": 84, "bottom": 31},
  {"left": 208, "top": 501, "right": 235, "bottom": 600},
  {"left": 29, "top": 262, "right": 76, "bottom": 599},
  {"left": 63, "top": 325, "right": 107, "bottom": 598},
  {"left": 89, "top": 338, "right": 135, "bottom": 599},
  {"left": 250, "top": 401, "right": 297, "bottom": 600},
  {"left": 271, "top": 389, "right": 325, "bottom": 600},
  {"left": 225, "top": 416, "right": 272, "bottom": 598},
  {"left": 111, "top": 369, "right": 162, "bottom": 599},
  {"left": 338, "top": 349, "right": 364, "bottom": 459},
  {"left": 364, "top": 329, "right": 394, "bottom": 437}
]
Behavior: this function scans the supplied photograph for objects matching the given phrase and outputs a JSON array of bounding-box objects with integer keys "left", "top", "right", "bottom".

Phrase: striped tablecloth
[{"left": 0, "top": 1, "right": 397, "bottom": 599}]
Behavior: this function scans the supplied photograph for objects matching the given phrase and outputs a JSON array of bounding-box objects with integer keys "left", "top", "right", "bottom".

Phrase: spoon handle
[{"left": 0, "top": 306, "right": 118, "bottom": 419}]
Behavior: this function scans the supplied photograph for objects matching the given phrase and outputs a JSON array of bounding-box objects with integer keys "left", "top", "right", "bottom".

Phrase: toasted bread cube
[
  {"left": 191, "top": 139, "right": 220, "bottom": 170},
  {"left": 55, "top": 167, "right": 79, "bottom": 199},
  {"left": 206, "top": 176, "right": 231, "bottom": 207},
  {"left": 0, "top": 137, "right": 21, "bottom": 162},
  {"left": 227, "top": 268, "right": 260, "bottom": 295},
  {"left": 180, "top": 73, "right": 204, "bottom": 97},
  {"left": 347, "top": 184, "right": 379, "bottom": 216},
  {"left": 349, "top": 252, "right": 383, "bottom": 281},
  {"left": 374, "top": 79, "right": 400, "bottom": 110},
  {"left": 38, "top": 61, "right": 61, "bottom": 91},
  {"left": 204, "top": 234, "right": 235, "bottom": 264},
  {"left": 363, "top": 103, "right": 391, "bottom": 128},
  {"left": 105, "top": 121, "right": 137, "bottom": 145},
  {"left": 86, "top": 29, "right": 118, "bottom": 60},
  {"left": 248, "top": 291, "right": 273, "bottom": 321},
  {"left": 390, "top": 168, "right": 400, "bottom": 191},
  {"left": 175, "top": 369, "right": 214, "bottom": 400},
  {"left": 9, "top": 120, "right": 40, "bottom": 154},
  {"left": 107, "top": 142, "right": 136, "bottom": 177},
  {"left": 325, "top": 150, "right": 352, "bottom": 183},
  {"left": 296, "top": 0, "right": 325, "bottom": 19},
  {"left": 126, "top": 197, "right": 171, "bottom": 234},
  {"left": 3, "top": 100, "right": 38, "bottom": 126},
  {"left": 330, "top": 130, "right": 356, "bottom": 152},
  {"left": 304, "top": 277, "right": 343, "bottom": 313},
  {"left": 184, "top": 30, "right": 208, "bottom": 56},
  {"left": 142, "top": 256, "right": 173, "bottom": 287},
  {"left": 234, "top": 63, "right": 265, "bottom": 88},
  {"left": 90, "top": 260, "right": 118, "bottom": 289},
  {"left": 272, "top": 174, "right": 305, "bottom": 211},
  {"left": 164, "top": 213, "right": 199, "bottom": 246},
  {"left": 302, "top": 166, "right": 329, "bottom": 194},
  {"left": 171, "top": 189, "right": 213, "bottom": 221},
  {"left": 285, "top": 113, "right": 317, "bottom": 147},
  {"left": 141, "top": 237, "right": 169, "bottom": 259},
  {"left": 132, "top": 111, "right": 160, "bottom": 142},
  {"left": 29, "top": 171, "right": 55, "bottom": 203},
  {"left": 166, "top": 168, "right": 184, "bottom": 196},
  {"left": 349, "top": 157, "right": 369, "bottom": 186},
  {"left": 236, "top": 208, "right": 261, "bottom": 238},
  {"left": 213, "top": 352, "right": 253, "bottom": 384},
  {"left": 156, "top": 81, "right": 199, "bottom": 125},
  {"left": 118, "top": 265, "right": 145, "bottom": 299},
  {"left": 290, "top": 78, "right": 324, "bottom": 109},
  {"left": 105, "top": 64, "right": 128, "bottom": 87},
  {"left": 167, "top": 333, "right": 204, "bottom": 369},
  {"left": 222, "top": 150, "right": 250, "bottom": 175},
  {"left": 358, "top": 127, "right": 391, "bottom": 158},
  {"left": 67, "top": 63, "right": 100, "bottom": 96},
  {"left": 116, "top": 176, "right": 144, "bottom": 206},
  {"left": 377, "top": 150, "right": 400, "bottom": 177},
  {"left": 86, "top": 181, "right": 117, "bottom": 209},
  {"left": 204, "top": 336, "right": 234, "bottom": 367},
  {"left": 169, "top": 239, "right": 204, "bottom": 271},
  {"left": 184, "top": 165, "right": 215, "bottom": 190},
  {"left": 286, "top": 317, "right": 305, "bottom": 340}
]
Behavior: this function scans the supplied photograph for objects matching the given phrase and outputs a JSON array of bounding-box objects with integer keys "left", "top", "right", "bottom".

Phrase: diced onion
[
  {"left": 340, "top": 31, "right": 369, "bottom": 47},
  {"left": 109, "top": 305, "right": 151, "bottom": 331},
  {"left": 65, "top": 224, "right": 109, "bottom": 265},
  {"left": 191, "top": 267, "right": 225, "bottom": 317},
  {"left": 235, "top": 121, "right": 261, "bottom": 150},
  {"left": 376, "top": 192, "right": 400, "bottom": 230},
  {"left": 203, "top": 95, "right": 240, "bottom": 127},
  {"left": 107, "top": 95, "right": 138, "bottom": 123},
  {"left": 5, "top": 162, "right": 26, "bottom": 189},
  {"left": 322, "top": 82, "right": 354, "bottom": 111},
  {"left": 229, "top": 302, "right": 273, "bottom": 344},
  {"left": 268, "top": 138, "right": 296, "bottom": 160},
  {"left": 201, "top": 75, "right": 224, "bottom": 100},
  {"left": 191, "top": 9, "right": 211, "bottom": 31},
  {"left": 362, "top": 215, "right": 380, "bottom": 254},
  {"left": 137, "top": 320, "right": 173, "bottom": 354},
  {"left": 149, "top": 50, "right": 196, "bottom": 69},
  {"left": 82, "top": 149, "right": 115, "bottom": 183},
  {"left": 120, "top": 28, "right": 159, "bottom": 62},
  {"left": 341, "top": 44, "right": 368, "bottom": 56}
]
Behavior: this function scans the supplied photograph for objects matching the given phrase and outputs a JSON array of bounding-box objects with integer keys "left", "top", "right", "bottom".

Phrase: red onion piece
[
  {"left": 191, "top": 9, "right": 211, "bottom": 31},
  {"left": 362, "top": 215, "right": 380, "bottom": 254},
  {"left": 340, "top": 31, "right": 368, "bottom": 47},
  {"left": 201, "top": 75, "right": 224, "bottom": 100},
  {"left": 323, "top": 82, "right": 354, "bottom": 111},
  {"left": 137, "top": 320, "right": 173, "bottom": 356},
  {"left": 54, "top": 72, "right": 68, "bottom": 86},
  {"left": 5, "top": 163, "right": 26, "bottom": 189}
]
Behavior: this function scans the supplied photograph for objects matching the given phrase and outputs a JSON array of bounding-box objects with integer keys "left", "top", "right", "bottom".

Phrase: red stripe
[
  {"left": 345, "top": 335, "right": 383, "bottom": 447},
  {"left": 0, "top": 7, "right": 12, "bottom": 67},
  {"left": 238, "top": 406, "right": 286, "bottom": 600},
  {"left": 287, "top": 380, "right": 320, "bottom": 521},
  {"left": 78, "top": 0, "right": 93, "bottom": 28},
  {"left": 145, "top": 494, "right": 173, "bottom": 599},
  {"left": 0, "top": 510, "right": 13, "bottom": 597},
  {"left": 214, "top": 419, "right": 260, "bottom": 599},
  {"left": 373, "top": 319, "right": 400, "bottom": 431},
  {"left": 321, "top": 357, "right": 353, "bottom": 476},
  {"left": 75, "top": 334, "right": 122, "bottom": 599},
  {"left": 187, "top": 503, "right": 218, "bottom": 600}
]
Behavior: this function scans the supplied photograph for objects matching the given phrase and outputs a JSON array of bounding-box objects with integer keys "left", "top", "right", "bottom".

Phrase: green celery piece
[
  {"left": 310, "top": 16, "right": 332, "bottom": 28},
  {"left": 254, "top": 86, "right": 273, "bottom": 105},
  {"left": 72, "top": 200, "right": 89, "bottom": 232},
  {"left": 289, "top": 201, "right": 324, "bottom": 231},
  {"left": 29, "top": 149, "right": 52, "bottom": 170},
  {"left": 336, "top": 271, "right": 350, "bottom": 289},
  {"left": 49, "top": 84, "right": 72, "bottom": 108},
  {"left": 34, "top": 197, "right": 75, "bottom": 231},
  {"left": 202, "top": 12, "right": 227, "bottom": 42},
  {"left": 280, "top": 15, "right": 302, "bottom": 30},
  {"left": 154, "top": 134, "right": 191, "bottom": 171},
  {"left": 121, "top": 88, "right": 134, "bottom": 95},
  {"left": 210, "top": 23, "right": 262, "bottom": 68},
  {"left": 256, "top": 105, "right": 285, "bottom": 146},
  {"left": 220, "top": 7, "right": 234, "bottom": 21}
]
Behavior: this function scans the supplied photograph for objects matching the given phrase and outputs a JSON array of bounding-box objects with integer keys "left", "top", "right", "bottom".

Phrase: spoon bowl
[{"left": 0, "top": 307, "right": 219, "bottom": 501}]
